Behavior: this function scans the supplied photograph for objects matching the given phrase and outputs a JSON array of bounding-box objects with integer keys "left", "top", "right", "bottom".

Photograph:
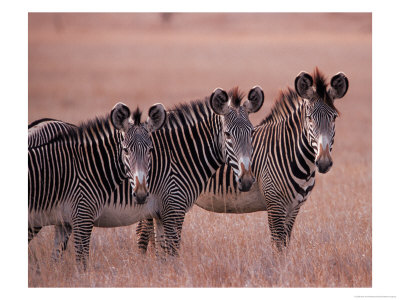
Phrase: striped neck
[
  {"left": 74, "top": 117, "right": 128, "bottom": 196},
  {"left": 297, "top": 103, "right": 318, "bottom": 175},
  {"left": 165, "top": 99, "right": 226, "bottom": 166},
  {"left": 149, "top": 101, "right": 226, "bottom": 194},
  {"left": 258, "top": 96, "right": 316, "bottom": 178}
]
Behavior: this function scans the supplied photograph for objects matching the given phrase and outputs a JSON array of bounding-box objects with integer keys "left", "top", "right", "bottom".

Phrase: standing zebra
[
  {"left": 137, "top": 68, "right": 349, "bottom": 252},
  {"left": 197, "top": 69, "right": 349, "bottom": 250},
  {"left": 28, "top": 102, "right": 167, "bottom": 269},
  {"left": 30, "top": 86, "right": 265, "bottom": 259},
  {"left": 137, "top": 87, "right": 264, "bottom": 255}
]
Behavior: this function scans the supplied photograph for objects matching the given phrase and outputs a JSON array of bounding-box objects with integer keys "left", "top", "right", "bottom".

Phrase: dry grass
[
  {"left": 28, "top": 13, "right": 371, "bottom": 287},
  {"left": 28, "top": 175, "right": 371, "bottom": 287}
]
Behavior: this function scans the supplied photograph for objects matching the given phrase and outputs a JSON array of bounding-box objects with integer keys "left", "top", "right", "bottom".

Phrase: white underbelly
[
  {"left": 28, "top": 204, "right": 72, "bottom": 227},
  {"left": 94, "top": 195, "right": 160, "bottom": 227},
  {"left": 196, "top": 182, "right": 267, "bottom": 213}
]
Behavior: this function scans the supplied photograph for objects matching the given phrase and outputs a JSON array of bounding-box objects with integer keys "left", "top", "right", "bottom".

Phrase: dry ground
[{"left": 28, "top": 13, "right": 371, "bottom": 287}]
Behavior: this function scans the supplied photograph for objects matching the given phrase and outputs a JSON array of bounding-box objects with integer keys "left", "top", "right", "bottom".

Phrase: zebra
[
  {"left": 29, "top": 118, "right": 76, "bottom": 148},
  {"left": 30, "top": 86, "right": 265, "bottom": 259},
  {"left": 28, "top": 102, "right": 167, "bottom": 269},
  {"left": 137, "top": 68, "right": 349, "bottom": 252}
]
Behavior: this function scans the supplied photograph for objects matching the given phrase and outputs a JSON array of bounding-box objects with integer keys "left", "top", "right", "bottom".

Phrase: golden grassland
[{"left": 28, "top": 13, "right": 371, "bottom": 287}]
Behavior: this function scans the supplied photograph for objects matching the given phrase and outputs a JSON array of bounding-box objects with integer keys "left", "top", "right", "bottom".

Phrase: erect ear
[
  {"left": 295, "top": 71, "right": 314, "bottom": 100},
  {"left": 147, "top": 103, "right": 166, "bottom": 132},
  {"left": 210, "top": 88, "right": 230, "bottom": 115},
  {"left": 111, "top": 102, "right": 131, "bottom": 132},
  {"left": 243, "top": 86, "right": 264, "bottom": 114},
  {"left": 328, "top": 72, "right": 349, "bottom": 100}
]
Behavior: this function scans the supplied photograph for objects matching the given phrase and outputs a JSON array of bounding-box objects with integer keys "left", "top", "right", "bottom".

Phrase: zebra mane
[
  {"left": 164, "top": 87, "right": 242, "bottom": 129},
  {"left": 165, "top": 98, "right": 213, "bottom": 129},
  {"left": 258, "top": 88, "right": 304, "bottom": 125},
  {"left": 313, "top": 67, "right": 338, "bottom": 112},
  {"left": 259, "top": 68, "right": 338, "bottom": 126},
  {"left": 132, "top": 107, "right": 142, "bottom": 125},
  {"left": 229, "top": 86, "right": 245, "bottom": 108},
  {"left": 77, "top": 114, "right": 112, "bottom": 134}
]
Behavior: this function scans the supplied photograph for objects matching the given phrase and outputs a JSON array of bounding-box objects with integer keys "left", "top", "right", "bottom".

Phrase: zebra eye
[
  {"left": 224, "top": 131, "right": 231, "bottom": 139},
  {"left": 122, "top": 147, "right": 129, "bottom": 154}
]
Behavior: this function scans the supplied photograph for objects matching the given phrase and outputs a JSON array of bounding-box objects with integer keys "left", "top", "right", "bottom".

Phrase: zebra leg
[
  {"left": 267, "top": 210, "right": 288, "bottom": 252},
  {"left": 154, "top": 217, "right": 166, "bottom": 257},
  {"left": 160, "top": 211, "right": 185, "bottom": 256},
  {"left": 28, "top": 226, "right": 42, "bottom": 243},
  {"left": 51, "top": 224, "right": 72, "bottom": 260},
  {"left": 284, "top": 205, "right": 301, "bottom": 246},
  {"left": 136, "top": 218, "right": 154, "bottom": 253},
  {"left": 71, "top": 215, "right": 94, "bottom": 271}
]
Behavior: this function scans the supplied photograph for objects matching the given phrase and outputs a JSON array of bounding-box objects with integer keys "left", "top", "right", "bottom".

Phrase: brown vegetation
[{"left": 28, "top": 13, "right": 371, "bottom": 287}]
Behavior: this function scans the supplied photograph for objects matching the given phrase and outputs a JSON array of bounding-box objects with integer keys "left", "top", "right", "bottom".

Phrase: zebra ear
[
  {"left": 328, "top": 72, "right": 349, "bottom": 100},
  {"left": 111, "top": 102, "right": 131, "bottom": 131},
  {"left": 295, "top": 71, "right": 314, "bottom": 100},
  {"left": 243, "top": 86, "right": 264, "bottom": 114},
  {"left": 147, "top": 103, "right": 166, "bottom": 132},
  {"left": 210, "top": 88, "right": 230, "bottom": 115}
]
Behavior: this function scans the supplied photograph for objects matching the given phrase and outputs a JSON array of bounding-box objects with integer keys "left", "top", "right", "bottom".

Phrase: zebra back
[
  {"left": 28, "top": 118, "right": 77, "bottom": 148},
  {"left": 28, "top": 114, "right": 127, "bottom": 214}
]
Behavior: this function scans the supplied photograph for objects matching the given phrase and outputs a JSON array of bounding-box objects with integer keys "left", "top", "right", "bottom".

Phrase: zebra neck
[
  {"left": 163, "top": 113, "right": 225, "bottom": 187},
  {"left": 79, "top": 122, "right": 127, "bottom": 195},
  {"left": 298, "top": 110, "right": 317, "bottom": 178},
  {"left": 187, "top": 114, "right": 225, "bottom": 193},
  {"left": 267, "top": 106, "right": 316, "bottom": 179}
]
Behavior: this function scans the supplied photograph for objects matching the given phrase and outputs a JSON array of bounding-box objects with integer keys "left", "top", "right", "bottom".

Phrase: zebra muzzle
[
  {"left": 133, "top": 174, "right": 148, "bottom": 204},
  {"left": 316, "top": 143, "right": 333, "bottom": 174},
  {"left": 238, "top": 161, "right": 255, "bottom": 192}
]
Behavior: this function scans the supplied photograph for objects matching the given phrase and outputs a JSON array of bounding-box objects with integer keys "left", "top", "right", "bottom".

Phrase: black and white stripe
[
  {"left": 195, "top": 69, "right": 349, "bottom": 250},
  {"left": 29, "top": 114, "right": 126, "bottom": 268},
  {"left": 28, "top": 103, "right": 166, "bottom": 269},
  {"left": 31, "top": 87, "right": 264, "bottom": 259},
  {"left": 135, "top": 87, "right": 263, "bottom": 255}
]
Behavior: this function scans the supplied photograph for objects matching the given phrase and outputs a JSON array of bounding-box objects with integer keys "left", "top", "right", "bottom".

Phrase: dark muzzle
[
  {"left": 316, "top": 143, "right": 333, "bottom": 174},
  {"left": 133, "top": 176, "right": 149, "bottom": 204},
  {"left": 238, "top": 162, "right": 255, "bottom": 192}
]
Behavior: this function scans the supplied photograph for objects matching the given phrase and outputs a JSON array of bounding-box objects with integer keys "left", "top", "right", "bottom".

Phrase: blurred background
[
  {"left": 28, "top": 13, "right": 372, "bottom": 287},
  {"left": 28, "top": 13, "right": 371, "bottom": 126}
]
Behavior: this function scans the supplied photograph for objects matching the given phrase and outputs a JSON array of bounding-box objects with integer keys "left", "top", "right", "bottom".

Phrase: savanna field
[{"left": 28, "top": 13, "right": 372, "bottom": 287}]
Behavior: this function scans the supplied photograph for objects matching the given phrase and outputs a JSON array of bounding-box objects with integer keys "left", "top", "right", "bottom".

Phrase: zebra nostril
[
  {"left": 238, "top": 178, "right": 242, "bottom": 184},
  {"left": 133, "top": 192, "right": 137, "bottom": 197},
  {"left": 252, "top": 177, "right": 256, "bottom": 183},
  {"left": 329, "top": 161, "right": 333, "bottom": 167},
  {"left": 146, "top": 192, "right": 149, "bottom": 197}
]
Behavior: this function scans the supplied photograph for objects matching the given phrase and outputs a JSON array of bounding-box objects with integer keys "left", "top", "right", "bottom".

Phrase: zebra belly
[
  {"left": 94, "top": 195, "right": 160, "bottom": 228},
  {"left": 196, "top": 182, "right": 267, "bottom": 213},
  {"left": 28, "top": 204, "right": 73, "bottom": 227}
]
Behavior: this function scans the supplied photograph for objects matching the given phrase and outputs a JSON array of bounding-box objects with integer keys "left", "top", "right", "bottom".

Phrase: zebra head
[
  {"left": 210, "top": 86, "right": 264, "bottom": 192},
  {"left": 111, "top": 103, "right": 166, "bottom": 204},
  {"left": 295, "top": 69, "right": 349, "bottom": 174}
]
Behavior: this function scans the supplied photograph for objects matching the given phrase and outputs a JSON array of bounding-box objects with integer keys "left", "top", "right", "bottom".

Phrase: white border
[{"left": 1, "top": 0, "right": 399, "bottom": 298}]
